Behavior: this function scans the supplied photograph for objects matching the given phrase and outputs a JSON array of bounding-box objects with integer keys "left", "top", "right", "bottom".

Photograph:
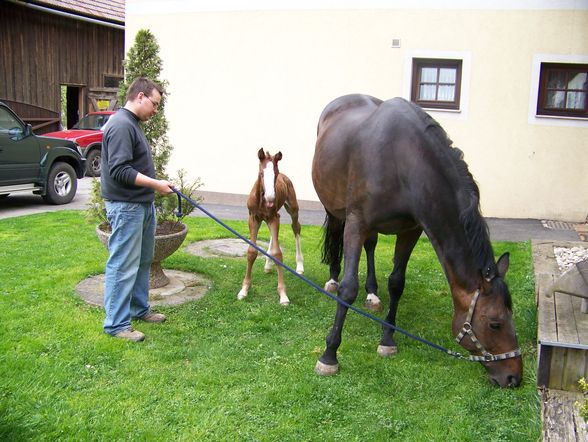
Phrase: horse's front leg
[
  {"left": 267, "top": 217, "right": 289, "bottom": 305},
  {"left": 285, "top": 201, "right": 304, "bottom": 274},
  {"left": 363, "top": 233, "right": 382, "bottom": 312},
  {"left": 316, "top": 219, "right": 365, "bottom": 375},
  {"left": 264, "top": 234, "right": 274, "bottom": 273},
  {"left": 237, "top": 216, "right": 262, "bottom": 300},
  {"left": 378, "top": 227, "right": 422, "bottom": 357}
]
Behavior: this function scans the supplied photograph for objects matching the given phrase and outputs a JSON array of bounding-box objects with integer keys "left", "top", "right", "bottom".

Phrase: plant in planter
[{"left": 88, "top": 29, "right": 203, "bottom": 288}]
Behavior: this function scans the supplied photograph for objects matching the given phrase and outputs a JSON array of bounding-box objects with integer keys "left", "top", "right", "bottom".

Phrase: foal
[{"left": 237, "top": 148, "right": 304, "bottom": 305}]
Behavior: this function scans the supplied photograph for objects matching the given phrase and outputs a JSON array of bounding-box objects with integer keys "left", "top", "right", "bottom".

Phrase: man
[{"left": 101, "top": 77, "right": 174, "bottom": 342}]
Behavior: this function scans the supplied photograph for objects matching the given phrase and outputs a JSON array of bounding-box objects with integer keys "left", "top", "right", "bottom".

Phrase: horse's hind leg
[
  {"left": 321, "top": 211, "right": 344, "bottom": 293},
  {"left": 378, "top": 227, "right": 423, "bottom": 357},
  {"left": 237, "top": 216, "right": 262, "bottom": 300},
  {"left": 364, "top": 233, "right": 382, "bottom": 312},
  {"left": 284, "top": 201, "right": 304, "bottom": 274},
  {"left": 316, "top": 217, "right": 364, "bottom": 376}
]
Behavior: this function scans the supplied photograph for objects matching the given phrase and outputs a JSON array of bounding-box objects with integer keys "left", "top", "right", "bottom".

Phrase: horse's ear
[
  {"left": 496, "top": 252, "right": 510, "bottom": 278},
  {"left": 275, "top": 151, "right": 283, "bottom": 162},
  {"left": 257, "top": 148, "right": 265, "bottom": 161}
]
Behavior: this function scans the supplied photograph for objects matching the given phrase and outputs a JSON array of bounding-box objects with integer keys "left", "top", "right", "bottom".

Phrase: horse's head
[
  {"left": 257, "top": 148, "right": 282, "bottom": 209},
  {"left": 452, "top": 253, "right": 523, "bottom": 388}
]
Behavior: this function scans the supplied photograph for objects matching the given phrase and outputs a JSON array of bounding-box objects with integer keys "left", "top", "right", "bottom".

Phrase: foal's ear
[
  {"left": 275, "top": 151, "right": 283, "bottom": 162},
  {"left": 257, "top": 148, "right": 266, "bottom": 161},
  {"left": 496, "top": 252, "right": 510, "bottom": 278}
]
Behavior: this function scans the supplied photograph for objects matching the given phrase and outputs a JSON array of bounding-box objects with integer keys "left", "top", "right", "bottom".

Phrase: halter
[{"left": 455, "top": 290, "right": 522, "bottom": 362}]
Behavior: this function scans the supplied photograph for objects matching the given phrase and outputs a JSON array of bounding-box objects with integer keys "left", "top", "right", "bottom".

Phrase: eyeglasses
[{"left": 144, "top": 94, "right": 160, "bottom": 109}]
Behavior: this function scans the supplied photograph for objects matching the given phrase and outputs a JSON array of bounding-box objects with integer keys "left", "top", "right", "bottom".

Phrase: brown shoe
[
  {"left": 139, "top": 312, "right": 166, "bottom": 323},
  {"left": 114, "top": 328, "right": 145, "bottom": 342}
]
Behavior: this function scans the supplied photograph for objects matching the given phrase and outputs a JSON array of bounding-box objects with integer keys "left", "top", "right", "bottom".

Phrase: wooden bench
[{"left": 533, "top": 240, "right": 588, "bottom": 391}]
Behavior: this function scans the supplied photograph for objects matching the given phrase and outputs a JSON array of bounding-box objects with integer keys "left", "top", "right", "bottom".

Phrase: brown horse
[
  {"left": 312, "top": 94, "right": 522, "bottom": 387},
  {"left": 237, "top": 148, "right": 304, "bottom": 305}
]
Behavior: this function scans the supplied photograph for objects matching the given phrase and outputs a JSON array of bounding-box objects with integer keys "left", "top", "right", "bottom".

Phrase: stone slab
[
  {"left": 76, "top": 270, "right": 211, "bottom": 307},
  {"left": 185, "top": 238, "right": 269, "bottom": 258}
]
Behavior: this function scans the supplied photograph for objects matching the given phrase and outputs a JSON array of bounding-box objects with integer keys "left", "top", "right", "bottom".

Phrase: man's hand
[
  {"left": 135, "top": 173, "right": 174, "bottom": 195},
  {"left": 154, "top": 179, "right": 174, "bottom": 195}
]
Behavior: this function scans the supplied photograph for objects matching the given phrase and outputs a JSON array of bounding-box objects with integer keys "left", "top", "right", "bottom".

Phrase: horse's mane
[
  {"left": 417, "top": 114, "right": 513, "bottom": 309},
  {"left": 410, "top": 102, "right": 496, "bottom": 277}
]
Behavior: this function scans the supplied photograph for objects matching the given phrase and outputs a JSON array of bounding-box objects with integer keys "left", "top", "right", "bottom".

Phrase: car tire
[
  {"left": 43, "top": 162, "right": 77, "bottom": 205},
  {"left": 85, "top": 149, "right": 101, "bottom": 177}
]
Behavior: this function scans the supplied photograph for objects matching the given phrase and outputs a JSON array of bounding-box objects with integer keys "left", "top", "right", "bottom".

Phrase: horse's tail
[{"left": 321, "top": 211, "right": 344, "bottom": 266}]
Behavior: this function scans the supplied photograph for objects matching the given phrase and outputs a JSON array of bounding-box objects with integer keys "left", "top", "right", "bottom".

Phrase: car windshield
[{"left": 74, "top": 114, "right": 111, "bottom": 130}]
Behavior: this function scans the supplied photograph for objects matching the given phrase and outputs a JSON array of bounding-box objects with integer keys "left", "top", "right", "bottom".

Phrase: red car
[{"left": 45, "top": 111, "right": 115, "bottom": 177}]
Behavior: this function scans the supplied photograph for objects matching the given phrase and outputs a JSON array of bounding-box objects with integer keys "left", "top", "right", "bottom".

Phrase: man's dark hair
[{"left": 127, "top": 77, "right": 164, "bottom": 101}]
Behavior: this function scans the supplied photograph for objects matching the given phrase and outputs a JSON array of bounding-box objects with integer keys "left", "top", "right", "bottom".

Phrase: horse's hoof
[
  {"left": 237, "top": 289, "right": 248, "bottom": 300},
  {"left": 377, "top": 345, "right": 398, "bottom": 357},
  {"left": 324, "top": 280, "right": 339, "bottom": 293},
  {"left": 279, "top": 295, "right": 290, "bottom": 306},
  {"left": 280, "top": 300, "right": 290, "bottom": 306},
  {"left": 315, "top": 360, "right": 339, "bottom": 376},
  {"left": 365, "top": 293, "right": 382, "bottom": 311},
  {"left": 264, "top": 267, "right": 273, "bottom": 274},
  {"left": 296, "top": 266, "right": 304, "bottom": 275},
  {"left": 365, "top": 300, "right": 383, "bottom": 312}
]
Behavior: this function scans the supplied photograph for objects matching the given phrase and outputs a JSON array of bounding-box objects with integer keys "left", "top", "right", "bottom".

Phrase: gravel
[{"left": 554, "top": 246, "right": 588, "bottom": 272}]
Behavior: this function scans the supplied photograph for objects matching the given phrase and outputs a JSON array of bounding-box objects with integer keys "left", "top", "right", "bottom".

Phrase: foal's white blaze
[{"left": 263, "top": 162, "right": 276, "bottom": 206}]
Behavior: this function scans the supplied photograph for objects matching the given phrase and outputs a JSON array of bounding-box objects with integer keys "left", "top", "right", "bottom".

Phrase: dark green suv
[{"left": 0, "top": 102, "right": 85, "bottom": 204}]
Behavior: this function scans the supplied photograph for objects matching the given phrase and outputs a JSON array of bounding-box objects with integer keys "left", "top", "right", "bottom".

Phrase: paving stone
[
  {"left": 185, "top": 238, "right": 270, "bottom": 258},
  {"left": 76, "top": 270, "right": 211, "bottom": 307}
]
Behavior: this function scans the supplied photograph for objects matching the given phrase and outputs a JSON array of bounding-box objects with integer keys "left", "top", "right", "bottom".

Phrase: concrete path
[{"left": 0, "top": 177, "right": 583, "bottom": 243}]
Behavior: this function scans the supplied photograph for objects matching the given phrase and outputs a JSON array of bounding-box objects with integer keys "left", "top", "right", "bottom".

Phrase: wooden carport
[{"left": 0, "top": 0, "right": 124, "bottom": 133}]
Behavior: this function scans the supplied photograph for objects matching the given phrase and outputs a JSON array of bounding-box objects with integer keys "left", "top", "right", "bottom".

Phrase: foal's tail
[{"left": 321, "top": 211, "right": 344, "bottom": 266}]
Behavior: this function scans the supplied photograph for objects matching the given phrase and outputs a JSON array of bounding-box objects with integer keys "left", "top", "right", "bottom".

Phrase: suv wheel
[
  {"left": 43, "top": 162, "right": 77, "bottom": 205},
  {"left": 85, "top": 149, "right": 101, "bottom": 177}
]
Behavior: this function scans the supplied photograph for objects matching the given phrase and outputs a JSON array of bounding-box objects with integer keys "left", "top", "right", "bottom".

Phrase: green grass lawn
[{"left": 0, "top": 211, "right": 539, "bottom": 441}]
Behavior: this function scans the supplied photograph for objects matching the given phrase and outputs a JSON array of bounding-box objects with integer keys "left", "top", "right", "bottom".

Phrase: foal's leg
[
  {"left": 267, "top": 217, "right": 289, "bottom": 305},
  {"left": 378, "top": 227, "right": 423, "bottom": 356},
  {"left": 316, "top": 217, "right": 365, "bottom": 375},
  {"left": 284, "top": 201, "right": 304, "bottom": 274},
  {"left": 264, "top": 234, "right": 274, "bottom": 273},
  {"left": 363, "top": 233, "right": 382, "bottom": 311},
  {"left": 237, "top": 215, "right": 262, "bottom": 300}
]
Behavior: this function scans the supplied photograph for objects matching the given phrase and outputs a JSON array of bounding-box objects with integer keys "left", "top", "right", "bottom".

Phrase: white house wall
[{"left": 126, "top": 0, "right": 588, "bottom": 221}]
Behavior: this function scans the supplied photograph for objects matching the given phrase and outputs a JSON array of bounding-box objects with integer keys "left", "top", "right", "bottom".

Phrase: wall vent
[{"left": 391, "top": 39, "right": 401, "bottom": 48}]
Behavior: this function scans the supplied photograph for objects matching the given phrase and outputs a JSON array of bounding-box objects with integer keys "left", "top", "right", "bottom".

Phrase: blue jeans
[{"left": 103, "top": 201, "right": 156, "bottom": 335}]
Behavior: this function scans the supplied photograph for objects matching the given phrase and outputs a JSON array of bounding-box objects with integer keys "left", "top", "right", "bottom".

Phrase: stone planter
[{"left": 96, "top": 222, "right": 188, "bottom": 289}]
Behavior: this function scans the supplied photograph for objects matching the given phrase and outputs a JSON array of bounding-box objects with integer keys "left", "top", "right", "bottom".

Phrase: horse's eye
[{"left": 489, "top": 322, "right": 501, "bottom": 330}]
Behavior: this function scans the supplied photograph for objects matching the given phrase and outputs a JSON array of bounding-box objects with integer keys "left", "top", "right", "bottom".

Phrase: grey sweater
[{"left": 100, "top": 108, "right": 156, "bottom": 202}]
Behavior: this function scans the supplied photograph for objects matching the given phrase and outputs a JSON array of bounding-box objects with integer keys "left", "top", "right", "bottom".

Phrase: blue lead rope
[{"left": 172, "top": 188, "right": 469, "bottom": 361}]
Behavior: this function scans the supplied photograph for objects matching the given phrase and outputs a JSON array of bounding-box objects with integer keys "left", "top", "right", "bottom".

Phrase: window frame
[
  {"left": 536, "top": 62, "right": 588, "bottom": 119},
  {"left": 411, "top": 58, "right": 463, "bottom": 110}
]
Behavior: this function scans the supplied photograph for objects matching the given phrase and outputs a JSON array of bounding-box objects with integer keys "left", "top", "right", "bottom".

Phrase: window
[
  {"left": 411, "top": 59, "right": 462, "bottom": 110},
  {"left": 104, "top": 75, "right": 123, "bottom": 88},
  {"left": 537, "top": 63, "right": 588, "bottom": 118}
]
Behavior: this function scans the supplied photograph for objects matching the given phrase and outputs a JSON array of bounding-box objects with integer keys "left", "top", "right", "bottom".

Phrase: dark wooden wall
[{"left": 0, "top": 2, "right": 124, "bottom": 132}]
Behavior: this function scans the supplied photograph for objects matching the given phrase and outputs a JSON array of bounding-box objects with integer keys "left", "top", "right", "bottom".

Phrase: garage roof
[{"left": 15, "top": 0, "right": 125, "bottom": 25}]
